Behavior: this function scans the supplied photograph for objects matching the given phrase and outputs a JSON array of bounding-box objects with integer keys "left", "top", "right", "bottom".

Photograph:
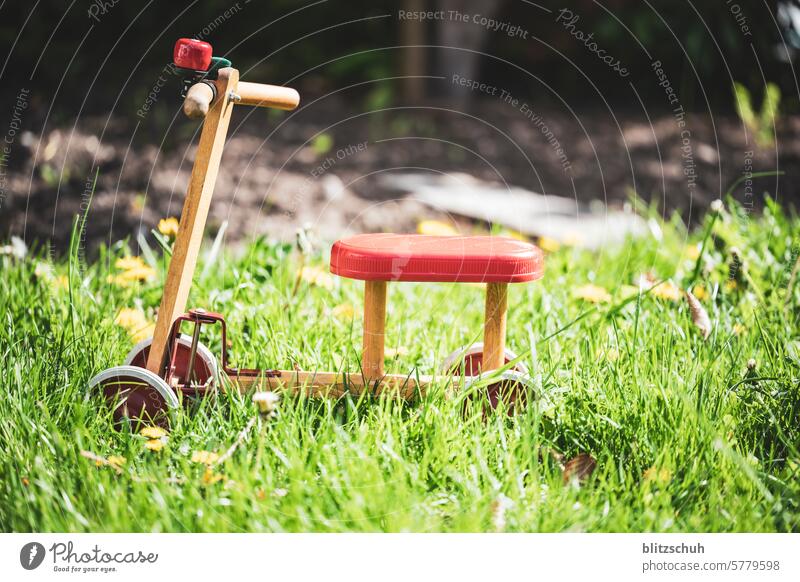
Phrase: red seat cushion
[{"left": 330, "top": 234, "right": 544, "bottom": 283}]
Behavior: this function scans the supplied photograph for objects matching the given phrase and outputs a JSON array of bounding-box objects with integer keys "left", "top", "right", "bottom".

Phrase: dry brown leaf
[
  {"left": 562, "top": 453, "right": 597, "bottom": 485},
  {"left": 685, "top": 290, "right": 711, "bottom": 340}
]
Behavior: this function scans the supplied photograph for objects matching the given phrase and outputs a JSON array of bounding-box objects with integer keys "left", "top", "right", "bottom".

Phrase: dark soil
[{"left": 2, "top": 96, "right": 797, "bottom": 254}]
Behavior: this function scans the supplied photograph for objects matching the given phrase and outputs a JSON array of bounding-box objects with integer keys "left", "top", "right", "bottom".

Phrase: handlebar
[{"left": 182, "top": 72, "right": 300, "bottom": 120}]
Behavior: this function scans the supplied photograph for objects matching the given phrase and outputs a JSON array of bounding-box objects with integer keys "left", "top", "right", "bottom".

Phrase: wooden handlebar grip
[
  {"left": 236, "top": 82, "right": 300, "bottom": 110},
  {"left": 183, "top": 82, "right": 216, "bottom": 119}
]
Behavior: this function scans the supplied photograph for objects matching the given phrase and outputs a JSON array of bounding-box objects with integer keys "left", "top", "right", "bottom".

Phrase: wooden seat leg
[
  {"left": 483, "top": 282, "right": 508, "bottom": 371},
  {"left": 362, "top": 280, "right": 387, "bottom": 381}
]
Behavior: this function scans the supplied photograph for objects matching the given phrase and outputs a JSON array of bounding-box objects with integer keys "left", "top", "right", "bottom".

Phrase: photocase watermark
[
  {"left": 451, "top": 74, "right": 572, "bottom": 173},
  {"left": 286, "top": 141, "right": 369, "bottom": 220},
  {"left": 87, "top": 0, "right": 122, "bottom": 23},
  {"left": 555, "top": 8, "right": 629, "bottom": 78},
  {"left": 20, "top": 542, "right": 46, "bottom": 570},
  {"left": 726, "top": 0, "right": 752, "bottom": 37},
  {"left": 194, "top": 1, "right": 249, "bottom": 43},
  {"left": 740, "top": 149, "right": 755, "bottom": 218},
  {"left": 19, "top": 540, "right": 159, "bottom": 574},
  {"left": 651, "top": 60, "right": 696, "bottom": 197},
  {"left": 0, "top": 87, "right": 30, "bottom": 211},
  {"left": 137, "top": 63, "right": 178, "bottom": 119},
  {"left": 398, "top": 9, "right": 529, "bottom": 39}
]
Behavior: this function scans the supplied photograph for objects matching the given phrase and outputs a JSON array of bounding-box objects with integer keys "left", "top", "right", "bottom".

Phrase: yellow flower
[
  {"left": 115, "top": 256, "right": 147, "bottom": 270},
  {"left": 331, "top": 303, "right": 355, "bottom": 319},
  {"left": 733, "top": 323, "right": 746, "bottom": 336},
  {"left": 537, "top": 236, "right": 561, "bottom": 253},
  {"left": 202, "top": 468, "right": 225, "bottom": 485},
  {"left": 644, "top": 467, "right": 672, "bottom": 484},
  {"left": 253, "top": 391, "right": 280, "bottom": 416},
  {"left": 158, "top": 217, "right": 180, "bottom": 238},
  {"left": 417, "top": 220, "right": 459, "bottom": 236},
  {"left": 107, "top": 455, "right": 126, "bottom": 467},
  {"left": 649, "top": 280, "right": 681, "bottom": 302},
  {"left": 144, "top": 439, "right": 164, "bottom": 452},
  {"left": 114, "top": 308, "right": 155, "bottom": 342},
  {"left": 140, "top": 426, "right": 168, "bottom": 439},
  {"left": 191, "top": 450, "right": 220, "bottom": 465},
  {"left": 298, "top": 265, "right": 334, "bottom": 289},
  {"left": 109, "top": 256, "right": 156, "bottom": 286},
  {"left": 692, "top": 284, "right": 709, "bottom": 301},
  {"left": 130, "top": 323, "right": 155, "bottom": 343},
  {"left": 685, "top": 244, "right": 701, "bottom": 261},
  {"left": 54, "top": 275, "right": 69, "bottom": 290},
  {"left": 595, "top": 347, "right": 621, "bottom": 362},
  {"left": 724, "top": 279, "right": 739, "bottom": 292},
  {"left": 573, "top": 284, "right": 611, "bottom": 303},
  {"left": 118, "top": 265, "right": 156, "bottom": 283},
  {"left": 115, "top": 307, "right": 147, "bottom": 330}
]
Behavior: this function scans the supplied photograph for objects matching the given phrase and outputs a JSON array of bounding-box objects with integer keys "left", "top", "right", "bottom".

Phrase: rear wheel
[
  {"left": 88, "top": 365, "right": 178, "bottom": 427},
  {"left": 124, "top": 334, "right": 218, "bottom": 397}
]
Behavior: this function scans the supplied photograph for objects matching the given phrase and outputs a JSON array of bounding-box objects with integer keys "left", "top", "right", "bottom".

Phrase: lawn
[{"left": 1, "top": 198, "right": 798, "bottom": 532}]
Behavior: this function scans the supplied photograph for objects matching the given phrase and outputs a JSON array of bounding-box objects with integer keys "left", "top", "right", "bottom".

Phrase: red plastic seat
[{"left": 330, "top": 234, "right": 544, "bottom": 283}]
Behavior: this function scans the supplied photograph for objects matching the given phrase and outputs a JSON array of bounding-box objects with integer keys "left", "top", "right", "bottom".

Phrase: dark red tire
[
  {"left": 441, "top": 343, "right": 529, "bottom": 376},
  {"left": 88, "top": 366, "right": 178, "bottom": 427},
  {"left": 124, "top": 334, "right": 218, "bottom": 398}
]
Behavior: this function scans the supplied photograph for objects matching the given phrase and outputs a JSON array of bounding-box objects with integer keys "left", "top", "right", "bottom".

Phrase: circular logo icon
[{"left": 20, "top": 542, "right": 45, "bottom": 570}]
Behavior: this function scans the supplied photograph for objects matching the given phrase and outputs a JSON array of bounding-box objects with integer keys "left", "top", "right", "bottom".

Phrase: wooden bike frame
[{"left": 146, "top": 68, "right": 436, "bottom": 396}]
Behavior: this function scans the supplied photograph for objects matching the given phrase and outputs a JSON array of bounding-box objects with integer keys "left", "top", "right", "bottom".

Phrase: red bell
[{"left": 173, "top": 38, "right": 212, "bottom": 71}]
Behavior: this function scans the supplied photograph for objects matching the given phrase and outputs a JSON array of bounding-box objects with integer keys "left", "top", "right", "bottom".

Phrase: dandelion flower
[
  {"left": 298, "top": 265, "right": 334, "bottom": 289},
  {"left": 144, "top": 439, "right": 164, "bottom": 452},
  {"left": 331, "top": 303, "right": 355, "bottom": 319},
  {"left": 191, "top": 450, "right": 220, "bottom": 465},
  {"left": 685, "top": 244, "right": 701, "bottom": 261},
  {"left": 110, "top": 256, "right": 156, "bottom": 286},
  {"left": 115, "top": 308, "right": 155, "bottom": 342},
  {"left": 537, "top": 236, "right": 561, "bottom": 253},
  {"left": 253, "top": 391, "right": 280, "bottom": 417},
  {"left": 107, "top": 456, "right": 126, "bottom": 467},
  {"left": 650, "top": 281, "right": 681, "bottom": 302},
  {"left": 417, "top": 220, "right": 458, "bottom": 236},
  {"left": 644, "top": 467, "right": 672, "bottom": 484},
  {"left": 573, "top": 284, "right": 611, "bottom": 303},
  {"left": 140, "top": 426, "right": 168, "bottom": 439},
  {"left": 202, "top": 468, "right": 225, "bottom": 485},
  {"left": 158, "top": 217, "right": 180, "bottom": 238},
  {"left": 115, "top": 256, "right": 147, "bottom": 271},
  {"left": 692, "top": 284, "right": 709, "bottom": 301}
]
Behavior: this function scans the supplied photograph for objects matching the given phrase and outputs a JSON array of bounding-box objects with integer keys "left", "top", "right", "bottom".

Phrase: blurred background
[{"left": 0, "top": 0, "right": 798, "bottom": 252}]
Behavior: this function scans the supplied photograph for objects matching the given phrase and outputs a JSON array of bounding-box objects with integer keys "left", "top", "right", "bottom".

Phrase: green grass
[{"left": 1, "top": 197, "right": 799, "bottom": 532}]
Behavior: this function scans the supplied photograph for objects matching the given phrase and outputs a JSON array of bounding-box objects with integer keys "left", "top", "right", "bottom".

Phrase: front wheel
[
  {"left": 88, "top": 365, "right": 178, "bottom": 427},
  {"left": 124, "top": 334, "right": 218, "bottom": 397}
]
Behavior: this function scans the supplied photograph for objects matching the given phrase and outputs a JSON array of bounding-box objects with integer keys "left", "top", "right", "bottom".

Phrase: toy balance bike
[{"left": 89, "top": 39, "right": 545, "bottom": 425}]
